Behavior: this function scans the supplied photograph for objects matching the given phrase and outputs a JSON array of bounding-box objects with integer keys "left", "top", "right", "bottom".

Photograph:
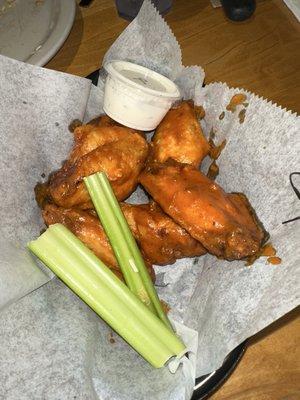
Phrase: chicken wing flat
[
  {"left": 140, "top": 161, "right": 267, "bottom": 260},
  {"left": 121, "top": 201, "right": 206, "bottom": 265},
  {"left": 42, "top": 204, "right": 155, "bottom": 281},
  {"left": 47, "top": 126, "right": 149, "bottom": 209},
  {"left": 150, "top": 101, "right": 210, "bottom": 167},
  {"left": 42, "top": 199, "right": 204, "bottom": 268}
]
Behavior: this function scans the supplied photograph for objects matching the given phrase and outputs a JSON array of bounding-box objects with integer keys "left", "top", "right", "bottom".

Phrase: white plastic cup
[{"left": 103, "top": 61, "right": 181, "bottom": 131}]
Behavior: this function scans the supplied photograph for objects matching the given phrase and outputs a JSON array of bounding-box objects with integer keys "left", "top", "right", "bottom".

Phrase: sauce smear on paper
[
  {"left": 267, "top": 256, "right": 282, "bottom": 265},
  {"left": 226, "top": 93, "right": 247, "bottom": 112}
]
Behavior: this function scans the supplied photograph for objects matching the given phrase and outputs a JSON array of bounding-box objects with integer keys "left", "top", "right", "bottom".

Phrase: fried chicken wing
[
  {"left": 150, "top": 101, "right": 210, "bottom": 167},
  {"left": 121, "top": 201, "right": 206, "bottom": 265},
  {"left": 42, "top": 199, "right": 205, "bottom": 270},
  {"left": 47, "top": 126, "right": 149, "bottom": 209},
  {"left": 140, "top": 161, "right": 267, "bottom": 260},
  {"left": 42, "top": 204, "right": 155, "bottom": 281}
]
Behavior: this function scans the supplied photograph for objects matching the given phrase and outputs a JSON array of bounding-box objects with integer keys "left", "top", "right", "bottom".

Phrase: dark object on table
[
  {"left": 221, "top": 0, "right": 256, "bottom": 21},
  {"left": 115, "top": 0, "right": 172, "bottom": 20},
  {"left": 192, "top": 341, "right": 247, "bottom": 399},
  {"left": 79, "top": 0, "right": 94, "bottom": 7},
  {"left": 282, "top": 172, "right": 300, "bottom": 225}
]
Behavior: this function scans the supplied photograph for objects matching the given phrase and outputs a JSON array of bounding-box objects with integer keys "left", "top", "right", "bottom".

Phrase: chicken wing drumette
[{"left": 150, "top": 101, "right": 210, "bottom": 167}]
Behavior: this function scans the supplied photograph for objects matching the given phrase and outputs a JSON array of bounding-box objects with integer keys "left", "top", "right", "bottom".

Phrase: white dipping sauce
[
  {"left": 121, "top": 69, "right": 167, "bottom": 92},
  {"left": 103, "top": 61, "right": 181, "bottom": 131}
]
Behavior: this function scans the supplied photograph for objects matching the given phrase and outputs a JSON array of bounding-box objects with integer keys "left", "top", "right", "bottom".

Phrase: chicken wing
[
  {"left": 140, "top": 161, "right": 267, "bottom": 260},
  {"left": 150, "top": 101, "right": 210, "bottom": 167},
  {"left": 121, "top": 201, "right": 206, "bottom": 265},
  {"left": 42, "top": 204, "right": 155, "bottom": 281},
  {"left": 42, "top": 199, "right": 204, "bottom": 269},
  {"left": 47, "top": 126, "right": 149, "bottom": 209}
]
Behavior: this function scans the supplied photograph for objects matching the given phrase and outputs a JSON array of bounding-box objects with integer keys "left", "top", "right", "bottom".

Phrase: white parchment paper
[
  {"left": 0, "top": 55, "right": 92, "bottom": 310},
  {"left": 0, "top": 1, "right": 299, "bottom": 399}
]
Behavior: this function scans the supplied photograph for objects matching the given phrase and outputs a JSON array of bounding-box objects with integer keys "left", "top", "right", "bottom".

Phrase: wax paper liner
[
  {"left": 0, "top": 1, "right": 299, "bottom": 399},
  {"left": 0, "top": 54, "right": 93, "bottom": 311}
]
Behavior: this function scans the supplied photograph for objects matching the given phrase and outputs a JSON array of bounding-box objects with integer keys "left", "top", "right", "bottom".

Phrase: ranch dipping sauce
[
  {"left": 120, "top": 69, "right": 167, "bottom": 92},
  {"left": 103, "top": 61, "right": 181, "bottom": 131}
]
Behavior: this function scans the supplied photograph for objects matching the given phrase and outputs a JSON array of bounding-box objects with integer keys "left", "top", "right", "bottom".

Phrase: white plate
[{"left": 0, "top": 0, "right": 76, "bottom": 66}]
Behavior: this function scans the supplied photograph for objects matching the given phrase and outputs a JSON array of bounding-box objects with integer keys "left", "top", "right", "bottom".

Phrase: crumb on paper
[
  {"left": 109, "top": 332, "right": 115, "bottom": 344},
  {"left": 219, "top": 111, "right": 225, "bottom": 120},
  {"left": 207, "top": 160, "right": 219, "bottom": 180},
  {"left": 238, "top": 108, "right": 246, "bottom": 124},
  {"left": 226, "top": 93, "right": 247, "bottom": 113},
  {"left": 267, "top": 256, "right": 282, "bottom": 265}
]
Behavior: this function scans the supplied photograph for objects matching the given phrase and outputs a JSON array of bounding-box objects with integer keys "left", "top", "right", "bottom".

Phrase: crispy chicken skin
[
  {"left": 47, "top": 126, "right": 149, "bottom": 209},
  {"left": 121, "top": 201, "right": 206, "bottom": 265},
  {"left": 140, "top": 161, "right": 267, "bottom": 260},
  {"left": 42, "top": 204, "right": 155, "bottom": 281},
  {"left": 68, "top": 125, "right": 140, "bottom": 165},
  {"left": 150, "top": 101, "right": 210, "bottom": 167},
  {"left": 42, "top": 204, "right": 117, "bottom": 268}
]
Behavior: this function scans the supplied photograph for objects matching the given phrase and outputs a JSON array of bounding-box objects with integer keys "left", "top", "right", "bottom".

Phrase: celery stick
[
  {"left": 28, "top": 224, "right": 186, "bottom": 368},
  {"left": 84, "top": 174, "right": 156, "bottom": 313},
  {"left": 94, "top": 172, "right": 174, "bottom": 330},
  {"left": 84, "top": 172, "right": 173, "bottom": 331}
]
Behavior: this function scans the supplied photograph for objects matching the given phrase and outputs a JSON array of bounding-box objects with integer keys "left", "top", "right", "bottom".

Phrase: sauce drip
[
  {"left": 207, "top": 160, "right": 219, "bottom": 180},
  {"left": 209, "top": 139, "right": 226, "bottom": 160},
  {"left": 261, "top": 243, "right": 276, "bottom": 257},
  {"left": 267, "top": 256, "right": 282, "bottom": 265}
]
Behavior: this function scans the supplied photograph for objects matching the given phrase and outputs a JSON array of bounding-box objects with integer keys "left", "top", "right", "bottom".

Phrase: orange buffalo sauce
[
  {"left": 226, "top": 93, "right": 247, "bottom": 112},
  {"left": 261, "top": 243, "right": 277, "bottom": 257},
  {"left": 267, "top": 256, "right": 282, "bottom": 265}
]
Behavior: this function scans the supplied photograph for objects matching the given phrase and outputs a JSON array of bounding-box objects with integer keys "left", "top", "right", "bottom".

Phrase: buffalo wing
[
  {"left": 140, "top": 161, "right": 267, "bottom": 260},
  {"left": 150, "top": 101, "right": 210, "bottom": 167}
]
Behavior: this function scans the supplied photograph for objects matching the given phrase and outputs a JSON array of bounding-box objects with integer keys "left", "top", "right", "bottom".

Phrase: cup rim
[{"left": 104, "top": 60, "right": 181, "bottom": 99}]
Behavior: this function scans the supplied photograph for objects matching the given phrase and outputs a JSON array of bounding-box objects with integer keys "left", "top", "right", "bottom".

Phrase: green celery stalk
[
  {"left": 84, "top": 173, "right": 156, "bottom": 313},
  {"left": 28, "top": 224, "right": 186, "bottom": 368},
  {"left": 84, "top": 172, "right": 173, "bottom": 331}
]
